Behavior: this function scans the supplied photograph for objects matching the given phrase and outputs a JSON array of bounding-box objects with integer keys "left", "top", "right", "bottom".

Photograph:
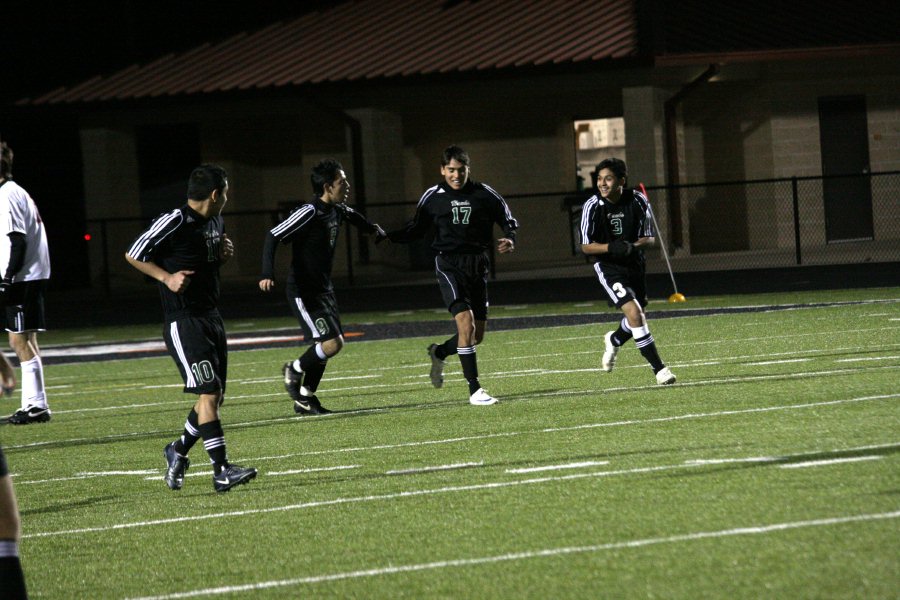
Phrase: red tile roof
[{"left": 26, "top": 0, "right": 640, "bottom": 105}]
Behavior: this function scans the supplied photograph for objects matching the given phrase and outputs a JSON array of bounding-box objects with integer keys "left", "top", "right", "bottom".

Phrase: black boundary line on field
[{"left": 38, "top": 299, "right": 898, "bottom": 365}]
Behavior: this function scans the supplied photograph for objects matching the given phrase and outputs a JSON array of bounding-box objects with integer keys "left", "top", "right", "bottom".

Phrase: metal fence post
[
  {"left": 101, "top": 219, "right": 111, "bottom": 295},
  {"left": 791, "top": 177, "right": 802, "bottom": 265}
]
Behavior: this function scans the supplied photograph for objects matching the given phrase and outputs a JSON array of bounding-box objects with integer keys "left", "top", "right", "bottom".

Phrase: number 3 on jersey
[{"left": 451, "top": 206, "right": 471, "bottom": 224}]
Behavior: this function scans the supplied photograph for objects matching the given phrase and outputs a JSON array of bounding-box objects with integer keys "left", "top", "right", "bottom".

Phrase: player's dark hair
[
  {"left": 441, "top": 145, "right": 470, "bottom": 167},
  {"left": 0, "top": 142, "right": 13, "bottom": 178},
  {"left": 311, "top": 158, "right": 343, "bottom": 195},
  {"left": 187, "top": 164, "right": 228, "bottom": 200},
  {"left": 595, "top": 157, "right": 627, "bottom": 182}
]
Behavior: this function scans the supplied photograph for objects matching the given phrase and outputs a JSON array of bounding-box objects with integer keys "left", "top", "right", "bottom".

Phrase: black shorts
[
  {"left": 163, "top": 315, "right": 228, "bottom": 395},
  {"left": 5, "top": 279, "right": 48, "bottom": 333},
  {"left": 435, "top": 253, "right": 490, "bottom": 320},
  {"left": 592, "top": 261, "right": 648, "bottom": 309},
  {"left": 0, "top": 445, "right": 8, "bottom": 477},
  {"left": 288, "top": 291, "right": 343, "bottom": 342}
]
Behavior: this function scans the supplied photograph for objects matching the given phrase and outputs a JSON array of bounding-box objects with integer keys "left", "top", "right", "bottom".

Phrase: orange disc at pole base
[{"left": 668, "top": 293, "right": 686, "bottom": 303}]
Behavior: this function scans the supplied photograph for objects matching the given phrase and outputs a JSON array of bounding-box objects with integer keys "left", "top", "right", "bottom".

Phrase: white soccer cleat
[
  {"left": 655, "top": 366, "right": 676, "bottom": 385},
  {"left": 601, "top": 331, "right": 619, "bottom": 372},
  {"left": 469, "top": 388, "right": 498, "bottom": 406}
]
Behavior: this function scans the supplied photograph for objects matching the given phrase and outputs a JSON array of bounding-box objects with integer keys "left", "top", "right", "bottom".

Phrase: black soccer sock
[
  {"left": 173, "top": 408, "right": 200, "bottom": 456},
  {"left": 302, "top": 361, "right": 328, "bottom": 393},
  {"left": 635, "top": 333, "right": 665, "bottom": 373},
  {"left": 297, "top": 344, "right": 325, "bottom": 372},
  {"left": 0, "top": 540, "right": 28, "bottom": 600},
  {"left": 611, "top": 318, "right": 633, "bottom": 346},
  {"left": 457, "top": 346, "right": 481, "bottom": 394},
  {"left": 199, "top": 420, "right": 228, "bottom": 474},
  {"left": 435, "top": 335, "right": 459, "bottom": 360}
]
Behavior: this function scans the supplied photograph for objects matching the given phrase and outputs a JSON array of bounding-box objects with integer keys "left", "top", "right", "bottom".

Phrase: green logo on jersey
[{"left": 315, "top": 318, "right": 330, "bottom": 336}]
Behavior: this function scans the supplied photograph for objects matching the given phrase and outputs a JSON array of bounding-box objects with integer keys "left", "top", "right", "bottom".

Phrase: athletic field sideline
[{"left": 3, "top": 288, "right": 898, "bottom": 598}]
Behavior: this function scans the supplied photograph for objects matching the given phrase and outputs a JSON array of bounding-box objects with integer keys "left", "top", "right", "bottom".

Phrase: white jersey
[{"left": 0, "top": 180, "right": 51, "bottom": 281}]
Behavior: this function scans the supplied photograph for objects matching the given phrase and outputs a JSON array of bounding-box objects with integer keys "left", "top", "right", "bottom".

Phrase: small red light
[{"left": 84, "top": 234, "right": 92, "bottom": 241}]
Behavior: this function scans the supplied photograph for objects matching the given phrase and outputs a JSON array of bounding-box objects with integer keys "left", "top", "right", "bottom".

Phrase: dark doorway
[
  {"left": 136, "top": 124, "right": 201, "bottom": 217},
  {"left": 818, "top": 96, "right": 873, "bottom": 242}
]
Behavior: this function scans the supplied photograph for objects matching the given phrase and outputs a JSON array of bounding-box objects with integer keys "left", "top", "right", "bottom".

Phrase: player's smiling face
[
  {"left": 325, "top": 170, "right": 350, "bottom": 204},
  {"left": 441, "top": 159, "right": 469, "bottom": 190},
  {"left": 597, "top": 168, "right": 624, "bottom": 202}
]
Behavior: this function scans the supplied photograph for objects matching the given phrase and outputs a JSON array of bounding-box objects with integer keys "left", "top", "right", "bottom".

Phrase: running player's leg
[
  {"left": 165, "top": 317, "right": 255, "bottom": 491},
  {"left": 627, "top": 274, "right": 675, "bottom": 384},
  {"left": 0, "top": 353, "right": 15, "bottom": 398},
  {"left": 285, "top": 293, "right": 342, "bottom": 414}
]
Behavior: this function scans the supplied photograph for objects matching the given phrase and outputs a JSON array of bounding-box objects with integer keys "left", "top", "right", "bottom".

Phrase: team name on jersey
[
  {"left": 204, "top": 228, "right": 222, "bottom": 262},
  {"left": 450, "top": 200, "right": 471, "bottom": 207}
]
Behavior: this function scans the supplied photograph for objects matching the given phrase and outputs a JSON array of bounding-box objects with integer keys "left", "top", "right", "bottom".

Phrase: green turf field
[{"left": 3, "top": 288, "right": 899, "bottom": 598}]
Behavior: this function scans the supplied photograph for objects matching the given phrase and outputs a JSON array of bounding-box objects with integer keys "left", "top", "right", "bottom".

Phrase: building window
[{"left": 574, "top": 118, "right": 626, "bottom": 191}]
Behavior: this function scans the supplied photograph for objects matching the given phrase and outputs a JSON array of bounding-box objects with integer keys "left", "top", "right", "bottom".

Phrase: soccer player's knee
[{"left": 324, "top": 335, "right": 344, "bottom": 356}]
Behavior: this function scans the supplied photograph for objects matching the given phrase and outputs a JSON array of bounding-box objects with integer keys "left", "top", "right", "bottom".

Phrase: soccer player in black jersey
[
  {"left": 260, "top": 159, "right": 385, "bottom": 415},
  {"left": 385, "top": 145, "right": 518, "bottom": 405},
  {"left": 580, "top": 158, "right": 676, "bottom": 385},
  {"left": 126, "top": 164, "right": 257, "bottom": 493}
]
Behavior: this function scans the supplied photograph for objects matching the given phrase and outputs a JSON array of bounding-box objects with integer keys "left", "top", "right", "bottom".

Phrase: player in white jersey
[{"left": 0, "top": 141, "right": 52, "bottom": 424}]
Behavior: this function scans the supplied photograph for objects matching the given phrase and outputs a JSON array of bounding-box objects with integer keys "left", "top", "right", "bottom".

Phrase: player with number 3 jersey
[{"left": 580, "top": 157, "right": 676, "bottom": 386}]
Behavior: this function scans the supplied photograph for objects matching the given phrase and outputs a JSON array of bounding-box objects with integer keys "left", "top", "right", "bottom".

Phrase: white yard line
[
  {"left": 779, "top": 456, "right": 883, "bottom": 469},
  {"left": 22, "top": 462, "right": 712, "bottom": 539},
  {"left": 506, "top": 461, "right": 609, "bottom": 473},
  {"left": 23, "top": 438, "right": 899, "bottom": 541},
  {"left": 125, "top": 510, "right": 900, "bottom": 599},
  {"left": 386, "top": 462, "right": 483, "bottom": 475},
  {"left": 835, "top": 355, "right": 900, "bottom": 363},
  {"left": 267, "top": 465, "right": 360, "bottom": 476},
  {"left": 8, "top": 393, "right": 898, "bottom": 457}
]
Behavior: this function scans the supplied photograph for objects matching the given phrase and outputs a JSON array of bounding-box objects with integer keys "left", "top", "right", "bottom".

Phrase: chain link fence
[{"left": 89, "top": 171, "right": 899, "bottom": 292}]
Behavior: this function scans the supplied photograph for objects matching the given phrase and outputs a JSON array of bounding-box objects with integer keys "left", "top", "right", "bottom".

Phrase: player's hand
[
  {"left": 165, "top": 270, "right": 194, "bottom": 293},
  {"left": 220, "top": 233, "right": 234, "bottom": 262},
  {"left": 606, "top": 240, "right": 634, "bottom": 257},
  {"left": 374, "top": 225, "right": 388, "bottom": 245},
  {"left": 497, "top": 238, "right": 515, "bottom": 254},
  {"left": 259, "top": 278, "right": 276, "bottom": 292}
]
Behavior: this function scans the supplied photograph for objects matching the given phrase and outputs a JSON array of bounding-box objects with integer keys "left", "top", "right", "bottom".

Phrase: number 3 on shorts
[{"left": 612, "top": 282, "right": 627, "bottom": 298}]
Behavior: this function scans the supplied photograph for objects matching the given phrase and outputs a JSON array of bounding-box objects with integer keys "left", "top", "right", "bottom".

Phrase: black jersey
[
  {"left": 387, "top": 180, "right": 518, "bottom": 254},
  {"left": 261, "top": 197, "right": 379, "bottom": 296},
  {"left": 579, "top": 188, "right": 654, "bottom": 267},
  {"left": 127, "top": 205, "right": 225, "bottom": 321}
]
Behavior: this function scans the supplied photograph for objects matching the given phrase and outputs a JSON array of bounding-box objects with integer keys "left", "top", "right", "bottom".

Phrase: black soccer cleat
[
  {"left": 293, "top": 392, "right": 332, "bottom": 416},
  {"left": 7, "top": 406, "right": 51, "bottom": 425},
  {"left": 282, "top": 362, "right": 304, "bottom": 401},
  {"left": 163, "top": 441, "right": 190, "bottom": 490},
  {"left": 213, "top": 464, "right": 257, "bottom": 493}
]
